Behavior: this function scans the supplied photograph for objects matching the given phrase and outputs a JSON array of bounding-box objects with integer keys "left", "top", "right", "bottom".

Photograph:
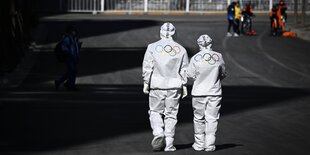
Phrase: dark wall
[
  {"left": 32, "top": 0, "right": 62, "bottom": 13},
  {"left": 0, "top": 0, "right": 35, "bottom": 73}
]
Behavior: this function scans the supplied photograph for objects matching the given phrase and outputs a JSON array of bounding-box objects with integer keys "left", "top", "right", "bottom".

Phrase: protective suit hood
[
  {"left": 160, "top": 22, "right": 175, "bottom": 39},
  {"left": 197, "top": 34, "right": 213, "bottom": 51}
]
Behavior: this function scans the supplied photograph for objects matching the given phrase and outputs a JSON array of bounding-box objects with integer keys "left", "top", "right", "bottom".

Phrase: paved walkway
[
  {"left": 286, "top": 15, "right": 310, "bottom": 41},
  {"left": 1, "top": 14, "right": 309, "bottom": 89},
  {"left": 1, "top": 14, "right": 310, "bottom": 155}
]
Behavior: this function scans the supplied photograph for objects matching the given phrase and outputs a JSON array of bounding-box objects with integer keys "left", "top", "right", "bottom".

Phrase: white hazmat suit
[
  {"left": 187, "top": 34, "right": 226, "bottom": 152},
  {"left": 142, "top": 22, "right": 189, "bottom": 152}
]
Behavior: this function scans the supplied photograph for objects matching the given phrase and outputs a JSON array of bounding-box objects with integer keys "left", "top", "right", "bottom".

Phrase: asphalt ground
[{"left": 1, "top": 14, "right": 310, "bottom": 155}]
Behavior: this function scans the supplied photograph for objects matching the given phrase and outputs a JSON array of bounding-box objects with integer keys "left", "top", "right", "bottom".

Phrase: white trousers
[
  {"left": 192, "top": 96, "right": 222, "bottom": 149},
  {"left": 148, "top": 89, "right": 181, "bottom": 138}
]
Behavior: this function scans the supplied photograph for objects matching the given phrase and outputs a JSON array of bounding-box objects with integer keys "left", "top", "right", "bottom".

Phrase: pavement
[
  {"left": 286, "top": 14, "right": 310, "bottom": 41},
  {"left": 2, "top": 14, "right": 310, "bottom": 88},
  {"left": 1, "top": 14, "right": 310, "bottom": 155},
  {"left": 287, "top": 23, "right": 310, "bottom": 41}
]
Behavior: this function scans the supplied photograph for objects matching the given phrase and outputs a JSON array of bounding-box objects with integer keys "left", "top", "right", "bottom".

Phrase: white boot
[
  {"left": 205, "top": 134, "right": 216, "bottom": 152},
  {"left": 192, "top": 133, "right": 205, "bottom": 151},
  {"left": 164, "top": 137, "right": 176, "bottom": 151},
  {"left": 205, "top": 145, "right": 216, "bottom": 152},
  {"left": 227, "top": 32, "right": 232, "bottom": 37},
  {"left": 151, "top": 135, "right": 165, "bottom": 151},
  {"left": 192, "top": 143, "right": 204, "bottom": 151}
]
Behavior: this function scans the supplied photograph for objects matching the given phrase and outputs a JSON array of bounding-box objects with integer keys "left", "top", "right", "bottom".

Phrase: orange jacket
[
  {"left": 243, "top": 5, "right": 253, "bottom": 13},
  {"left": 277, "top": 7, "right": 284, "bottom": 30}
]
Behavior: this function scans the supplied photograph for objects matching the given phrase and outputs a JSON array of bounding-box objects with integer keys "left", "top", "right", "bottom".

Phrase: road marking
[
  {"left": 257, "top": 30, "right": 310, "bottom": 79},
  {"left": 222, "top": 36, "right": 281, "bottom": 87}
]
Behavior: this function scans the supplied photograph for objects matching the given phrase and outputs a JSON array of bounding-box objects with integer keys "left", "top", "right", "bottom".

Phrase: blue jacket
[
  {"left": 62, "top": 35, "right": 80, "bottom": 61},
  {"left": 227, "top": 4, "right": 235, "bottom": 20}
]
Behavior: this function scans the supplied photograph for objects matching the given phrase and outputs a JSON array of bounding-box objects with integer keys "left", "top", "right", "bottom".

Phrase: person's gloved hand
[
  {"left": 182, "top": 86, "right": 187, "bottom": 99},
  {"left": 143, "top": 82, "right": 150, "bottom": 94}
]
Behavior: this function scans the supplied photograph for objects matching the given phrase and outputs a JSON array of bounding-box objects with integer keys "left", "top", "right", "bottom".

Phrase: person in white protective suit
[
  {"left": 187, "top": 34, "right": 226, "bottom": 152},
  {"left": 142, "top": 22, "right": 189, "bottom": 152}
]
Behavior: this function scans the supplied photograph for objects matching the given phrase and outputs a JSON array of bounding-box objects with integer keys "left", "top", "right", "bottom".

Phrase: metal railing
[
  {"left": 45, "top": 0, "right": 310, "bottom": 13},
  {"left": 190, "top": 0, "right": 228, "bottom": 12},
  {"left": 105, "top": 0, "right": 144, "bottom": 11},
  {"left": 240, "top": 0, "right": 270, "bottom": 11},
  {"left": 65, "top": 0, "right": 102, "bottom": 12}
]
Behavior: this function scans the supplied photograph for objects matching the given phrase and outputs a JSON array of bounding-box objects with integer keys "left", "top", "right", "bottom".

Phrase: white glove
[
  {"left": 182, "top": 86, "right": 187, "bottom": 99},
  {"left": 143, "top": 82, "right": 150, "bottom": 94}
]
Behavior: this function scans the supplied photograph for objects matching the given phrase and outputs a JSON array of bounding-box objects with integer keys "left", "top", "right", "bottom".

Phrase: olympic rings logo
[
  {"left": 194, "top": 53, "right": 220, "bottom": 65},
  {"left": 155, "top": 45, "right": 181, "bottom": 56}
]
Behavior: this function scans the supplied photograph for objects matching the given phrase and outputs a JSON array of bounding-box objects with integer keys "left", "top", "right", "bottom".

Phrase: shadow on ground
[
  {"left": 20, "top": 47, "right": 196, "bottom": 87},
  {"left": 21, "top": 47, "right": 147, "bottom": 85},
  {"left": 37, "top": 20, "right": 160, "bottom": 45},
  {"left": 0, "top": 85, "right": 308, "bottom": 152}
]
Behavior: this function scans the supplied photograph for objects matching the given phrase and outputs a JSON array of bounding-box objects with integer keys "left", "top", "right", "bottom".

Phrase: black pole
[
  {"left": 301, "top": 0, "right": 306, "bottom": 26},
  {"left": 294, "top": 0, "right": 298, "bottom": 25}
]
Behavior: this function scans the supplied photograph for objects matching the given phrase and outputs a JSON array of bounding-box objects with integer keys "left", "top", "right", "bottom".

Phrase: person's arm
[
  {"left": 180, "top": 50, "right": 189, "bottom": 99},
  {"left": 180, "top": 51, "right": 189, "bottom": 86},
  {"left": 219, "top": 54, "right": 227, "bottom": 80},
  {"left": 142, "top": 45, "right": 154, "bottom": 86},
  {"left": 249, "top": 6, "right": 254, "bottom": 16},
  {"left": 187, "top": 58, "right": 198, "bottom": 80},
  {"left": 61, "top": 37, "right": 71, "bottom": 55}
]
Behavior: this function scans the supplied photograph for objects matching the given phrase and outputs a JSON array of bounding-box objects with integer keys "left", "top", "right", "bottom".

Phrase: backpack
[{"left": 54, "top": 37, "right": 68, "bottom": 63}]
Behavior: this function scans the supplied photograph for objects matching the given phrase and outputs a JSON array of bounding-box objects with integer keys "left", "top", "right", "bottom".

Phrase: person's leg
[
  {"left": 249, "top": 17, "right": 253, "bottom": 32},
  {"left": 279, "top": 16, "right": 285, "bottom": 31},
  {"left": 227, "top": 19, "right": 233, "bottom": 36},
  {"left": 233, "top": 20, "right": 237, "bottom": 33},
  {"left": 241, "top": 18, "right": 244, "bottom": 33},
  {"left": 163, "top": 89, "right": 181, "bottom": 151},
  {"left": 236, "top": 19, "right": 240, "bottom": 34},
  {"left": 192, "top": 97, "right": 207, "bottom": 151},
  {"left": 205, "top": 96, "right": 222, "bottom": 152},
  {"left": 149, "top": 90, "right": 166, "bottom": 151},
  {"left": 233, "top": 19, "right": 239, "bottom": 36},
  {"left": 227, "top": 19, "right": 232, "bottom": 32},
  {"left": 55, "top": 63, "right": 69, "bottom": 90},
  {"left": 270, "top": 17, "right": 273, "bottom": 29},
  {"left": 173, "top": 0, "right": 177, "bottom": 10},
  {"left": 271, "top": 16, "right": 279, "bottom": 35},
  {"left": 66, "top": 58, "right": 77, "bottom": 89}
]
